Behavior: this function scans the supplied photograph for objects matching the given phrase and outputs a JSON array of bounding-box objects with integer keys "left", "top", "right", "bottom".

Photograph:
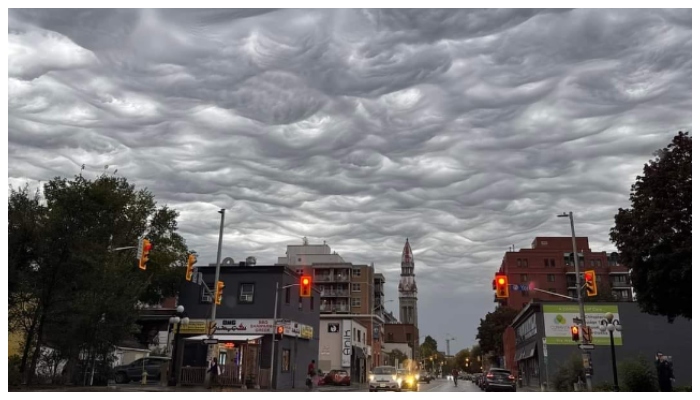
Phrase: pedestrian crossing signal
[
  {"left": 571, "top": 326, "right": 580, "bottom": 342},
  {"left": 275, "top": 325, "right": 284, "bottom": 341}
]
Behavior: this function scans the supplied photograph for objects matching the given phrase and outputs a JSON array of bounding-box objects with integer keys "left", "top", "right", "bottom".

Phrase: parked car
[
  {"left": 321, "top": 369, "right": 351, "bottom": 386},
  {"left": 113, "top": 356, "right": 170, "bottom": 384},
  {"left": 483, "top": 368, "right": 516, "bottom": 392},
  {"left": 397, "top": 369, "right": 419, "bottom": 391},
  {"left": 369, "top": 366, "right": 401, "bottom": 392}
]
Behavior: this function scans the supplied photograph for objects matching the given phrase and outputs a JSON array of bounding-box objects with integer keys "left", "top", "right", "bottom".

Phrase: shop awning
[
  {"left": 515, "top": 341, "right": 538, "bottom": 362},
  {"left": 185, "top": 334, "right": 263, "bottom": 342}
]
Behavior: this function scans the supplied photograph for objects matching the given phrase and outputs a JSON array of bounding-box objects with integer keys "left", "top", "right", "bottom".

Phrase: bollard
[{"left": 141, "top": 370, "right": 148, "bottom": 385}]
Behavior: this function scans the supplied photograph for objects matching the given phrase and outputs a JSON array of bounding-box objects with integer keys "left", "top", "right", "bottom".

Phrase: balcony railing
[
  {"left": 316, "top": 275, "right": 334, "bottom": 282},
  {"left": 611, "top": 280, "right": 631, "bottom": 287},
  {"left": 320, "top": 304, "right": 350, "bottom": 313},
  {"left": 320, "top": 290, "right": 350, "bottom": 297}
]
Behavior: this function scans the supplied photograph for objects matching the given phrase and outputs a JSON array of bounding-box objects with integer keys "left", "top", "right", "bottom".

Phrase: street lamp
[
  {"left": 599, "top": 312, "right": 621, "bottom": 392},
  {"left": 558, "top": 211, "right": 592, "bottom": 392},
  {"left": 168, "top": 305, "right": 190, "bottom": 386}
]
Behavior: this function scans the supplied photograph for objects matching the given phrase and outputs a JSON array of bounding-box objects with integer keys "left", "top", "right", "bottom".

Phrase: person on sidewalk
[
  {"left": 655, "top": 353, "right": 675, "bottom": 392},
  {"left": 207, "top": 358, "right": 221, "bottom": 391},
  {"left": 306, "top": 359, "right": 316, "bottom": 391}
]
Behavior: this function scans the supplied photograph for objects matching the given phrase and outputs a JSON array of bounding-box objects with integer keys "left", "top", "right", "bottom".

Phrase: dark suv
[
  {"left": 113, "top": 356, "right": 170, "bottom": 384},
  {"left": 483, "top": 368, "right": 516, "bottom": 392}
]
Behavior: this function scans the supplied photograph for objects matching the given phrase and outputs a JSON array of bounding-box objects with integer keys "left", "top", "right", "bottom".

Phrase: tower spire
[{"left": 398, "top": 238, "right": 418, "bottom": 328}]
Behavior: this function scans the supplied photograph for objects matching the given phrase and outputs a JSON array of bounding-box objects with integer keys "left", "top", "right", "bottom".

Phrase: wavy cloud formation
[{"left": 8, "top": 9, "right": 691, "bottom": 351}]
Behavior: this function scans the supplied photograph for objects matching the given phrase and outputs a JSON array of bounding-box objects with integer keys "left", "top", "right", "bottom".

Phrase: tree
[
  {"left": 476, "top": 306, "right": 519, "bottom": 356},
  {"left": 610, "top": 131, "right": 692, "bottom": 322},
  {"left": 388, "top": 349, "right": 408, "bottom": 366},
  {"left": 420, "top": 335, "right": 440, "bottom": 371},
  {"left": 8, "top": 173, "right": 191, "bottom": 384},
  {"left": 454, "top": 348, "right": 471, "bottom": 372}
]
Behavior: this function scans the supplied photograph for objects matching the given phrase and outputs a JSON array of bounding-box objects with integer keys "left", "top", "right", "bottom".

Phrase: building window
[
  {"left": 352, "top": 268, "right": 362, "bottom": 277},
  {"left": 239, "top": 283, "right": 255, "bottom": 304},
  {"left": 285, "top": 287, "right": 291, "bottom": 304},
  {"left": 352, "top": 283, "right": 361, "bottom": 292},
  {"left": 551, "top": 259, "right": 556, "bottom": 267},
  {"left": 363, "top": 332, "right": 366, "bottom": 343},
  {"left": 591, "top": 260, "right": 595, "bottom": 267},
  {"left": 517, "top": 259, "right": 522, "bottom": 267},
  {"left": 296, "top": 269, "right": 303, "bottom": 275},
  {"left": 521, "top": 274, "right": 528, "bottom": 282},
  {"left": 541, "top": 241, "right": 548, "bottom": 245},
  {"left": 352, "top": 297, "right": 361, "bottom": 307},
  {"left": 544, "top": 259, "right": 549, "bottom": 267},
  {"left": 388, "top": 333, "right": 394, "bottom": 342},
  {"left": 547, "top": 274, "right": 555, "bottom": 282},
  {"left": 621, "top": 290, "right": 630, "bottom": 299},
  {"left": 282, "top": 349, "right": 291, "bottom": 372},
  {"left": 406, "top": 333, "right": 412, "bottom": 342},
  {"left": 523, "top": 259, "right": 528, "bottom": 267}
]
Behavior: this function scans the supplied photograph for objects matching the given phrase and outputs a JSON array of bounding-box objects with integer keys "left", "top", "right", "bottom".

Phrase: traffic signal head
[
  {"left": 215, "top": 281, "right": 225, "bottom": 305},
  {"left": 571, "top": 325, "right": 580, "bottom": 342},
  {"left": 584, "top": 270, "right": 597, "bottom": 297},
  {"left": 138, "top": 238, "right": 152, "bottom": 270},
  {"left": 299, "top": 275, "right": 312, "bottom": 297},
  {"left": 495, "top": 274, "right": 509, "bottom": 298},
  {"left": 185, "top": 254, "right": 197, "bottom": 281}
]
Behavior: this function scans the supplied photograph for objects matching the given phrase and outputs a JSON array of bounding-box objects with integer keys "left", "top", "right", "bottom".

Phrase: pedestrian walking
[{"left": 655, "top": 353, "right": 675, "bottom": 392}]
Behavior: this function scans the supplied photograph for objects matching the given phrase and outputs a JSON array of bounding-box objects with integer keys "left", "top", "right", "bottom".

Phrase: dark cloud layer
[{"left": 8, "top": 9, "right": 691, "bottom": 352}]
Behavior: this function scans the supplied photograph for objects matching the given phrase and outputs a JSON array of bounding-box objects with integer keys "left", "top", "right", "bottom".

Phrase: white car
[{"left": 369, "top": 366, "right": 401, "bottom": 392}]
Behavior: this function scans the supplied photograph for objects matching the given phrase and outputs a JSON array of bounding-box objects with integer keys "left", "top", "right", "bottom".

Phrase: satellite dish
[{"left": 222, "top": 257, "right": 235, "bottom": 266}]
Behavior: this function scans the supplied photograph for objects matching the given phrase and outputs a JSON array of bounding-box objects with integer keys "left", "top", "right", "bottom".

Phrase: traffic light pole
[
  {"left": 269, "top": 282, "right": 300, "bottom": 389},
  {"left": 205, "top": 209, "right": 225, "bottom": 387},
  {"left": 560, "top": 211, "right": 592, "bottom": 392}
]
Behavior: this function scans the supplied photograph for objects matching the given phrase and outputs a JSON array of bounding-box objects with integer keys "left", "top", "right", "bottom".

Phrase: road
[{"left": 418, "top": 378, "right": 480, "bottom": 392}]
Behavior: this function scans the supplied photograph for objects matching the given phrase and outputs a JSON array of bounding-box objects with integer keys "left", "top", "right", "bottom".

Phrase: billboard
[{"left": 543, "top": 304, "right": 622, "bottom": 345}]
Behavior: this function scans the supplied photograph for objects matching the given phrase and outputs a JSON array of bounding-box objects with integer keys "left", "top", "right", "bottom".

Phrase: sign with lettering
[
  {"left": 214, "top": 319, "right": 274, "bottom": 334},
  {"left": 300, "top": 325, "right": 314, "bottom": 339},
  {"left": 516, "top": 314, "right": 537, "bottom": 344},
  {"left": 341, "top": 320, "right": 351, "bottom": 367},
  {"left": 176, "top": 320, "right": 208, "bottom": 334}
]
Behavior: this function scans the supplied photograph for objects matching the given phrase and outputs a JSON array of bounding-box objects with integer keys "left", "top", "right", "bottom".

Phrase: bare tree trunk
[
  {"left": 19, "top": 303, "right": 41, "bottom": 383},
  {"left": 26, "top": 310, "right": 48, "bottom": 385}
]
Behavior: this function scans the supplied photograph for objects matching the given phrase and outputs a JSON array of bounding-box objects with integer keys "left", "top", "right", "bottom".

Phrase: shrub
[
  {"left": 593, "top": 381, "right": 615, "bottom": 392},
  {"left": 551, "top": 352, "right": 585, "bottom": 392},
  {"left": 619, "top": 355, "right": 658, "bottom": 392}
]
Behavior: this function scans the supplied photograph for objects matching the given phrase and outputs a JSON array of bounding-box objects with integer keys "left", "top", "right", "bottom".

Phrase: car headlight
[
  {"left": 415, "top": 374, "right": 420, "bottom": 380},
  {"left": 369, "top": 374, "right": 375, "bottom": 381},
  {"left": 392, "top": 375, "right": 397, "bottom": 381}
]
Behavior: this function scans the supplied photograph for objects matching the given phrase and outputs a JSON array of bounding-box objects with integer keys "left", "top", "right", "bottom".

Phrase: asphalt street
[{"left": 417, "top": 378, "right": 480, "bottom": 392}]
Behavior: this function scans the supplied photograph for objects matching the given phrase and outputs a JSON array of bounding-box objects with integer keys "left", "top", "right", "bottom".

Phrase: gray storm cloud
[{"left": 8, "top": 8, "right": 691, "bottom": 351}]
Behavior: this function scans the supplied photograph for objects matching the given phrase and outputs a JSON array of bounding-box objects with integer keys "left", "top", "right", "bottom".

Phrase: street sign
[
  {"left": 582, "top": 326, "right": 592, "bottom": 343},
  {"left": 578, "top": 344, "right": 595, "bottom": 351},
  {"left": 203, "top": 339, "right": 219, "bottom": 345},
  {"left": 510, "top": 284, "right": 520, "bottom": 291}
]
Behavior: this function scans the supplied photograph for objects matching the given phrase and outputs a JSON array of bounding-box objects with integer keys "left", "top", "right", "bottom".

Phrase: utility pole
[
  {"left": 558, "top": 211, "right": 592, "bottom": 392},
  {"left": 204, "top": 209, "right": 225, "bottom": 387}
]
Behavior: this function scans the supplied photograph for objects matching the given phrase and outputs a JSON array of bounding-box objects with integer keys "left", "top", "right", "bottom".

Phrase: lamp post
[
  {"left": 168, "top": 305, "right": 190, "bottom": 386},
  {"left": 558, "top": 211, "right": 592, "bottom": 392},
  {"left": 599, "top": 312, "right": 621, "bottom": 392}
]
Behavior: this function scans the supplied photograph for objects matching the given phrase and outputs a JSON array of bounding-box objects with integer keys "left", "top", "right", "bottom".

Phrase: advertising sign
[
  {"left": 214, "top": 319, "right": 274, "bottom": 334},
  {"left": 341, "top": 320, "right": 351, "bottom": 367},
  {"left": 176, "top": 319, "right": 207, "bottom": 334},
  {"left": 543, "top": 304, "right": 622, "bottom": 345}
]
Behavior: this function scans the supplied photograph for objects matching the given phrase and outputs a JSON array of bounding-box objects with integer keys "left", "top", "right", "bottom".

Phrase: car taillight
[
  {"left": 508, "top": 375, "right": 515, "bottom": 380},
  {"left": 486, "top": 373, "right": 494, "bottom": 378}
]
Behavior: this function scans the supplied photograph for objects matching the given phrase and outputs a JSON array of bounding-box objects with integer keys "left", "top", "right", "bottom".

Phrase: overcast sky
[{"left": 7, "top": 8, "right": 691, "bottom": 353}]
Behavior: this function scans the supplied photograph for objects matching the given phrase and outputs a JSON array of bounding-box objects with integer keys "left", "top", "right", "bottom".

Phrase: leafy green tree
[
  {"left": 476, "top": 307, "right": 519, "bottom": 356},
  {"left": 388, "top": 349, "right": 408, "bottom": 366},
  {"left": 9, "top": 173, "right": 191, "bottom": 384},
  {"left": 610, "top": 131, "right": 692, "bottom": 322}
]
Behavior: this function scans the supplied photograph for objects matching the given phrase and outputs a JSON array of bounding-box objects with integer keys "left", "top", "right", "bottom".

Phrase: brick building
[
  {"left": 495, "top": 237, "right": 632, "bottom": 310},
  {"left": 383, "top": 323, "right": 420, "bottom": 362}
]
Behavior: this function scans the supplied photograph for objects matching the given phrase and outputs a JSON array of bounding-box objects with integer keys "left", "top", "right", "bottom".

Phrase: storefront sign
[
  {"left": 176, "top": 319, "right": 207, "bottom": 334},
  {"left": 214, "top": 318, "right": 274, "bottom": 334},
  {"left": 300, "top": 325, "right": 314, "bottom": 339},
  {"left": 341, "top": 320, "right": 351, "bottom": 367}
]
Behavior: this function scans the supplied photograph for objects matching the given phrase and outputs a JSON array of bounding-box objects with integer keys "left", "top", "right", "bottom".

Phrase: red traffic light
[
  {"left": 584, "top": 272, "right": 593, "bottom": 281},
  {"left": 276, "top": 326, "right": 284, "bottom": 334},
  {"left": 571, "top": 326, "right": 579, "bottom": 334},
  {"left": 302, "top": 277, "right": 309, "bottom": 285},
  {"left": 498, "top": 277, "right": 505, "bottom": 285}
]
